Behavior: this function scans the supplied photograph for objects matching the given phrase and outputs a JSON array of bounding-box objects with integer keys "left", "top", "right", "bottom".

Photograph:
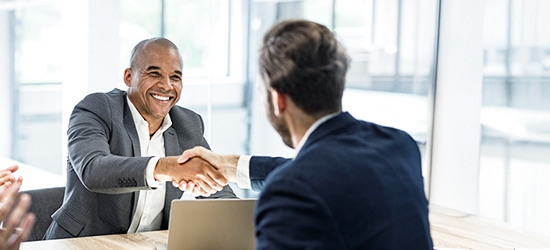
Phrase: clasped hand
[
  {"left": 154, "top": 155, "right": 229, "bottom": 197},
  {"left": 172, "top": 147, "right": 239, "bottom": 197}
]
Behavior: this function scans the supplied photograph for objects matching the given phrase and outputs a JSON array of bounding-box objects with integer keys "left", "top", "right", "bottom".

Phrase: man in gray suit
[{"left": 43, "top": 38, "right": 236, "bottom": 239}]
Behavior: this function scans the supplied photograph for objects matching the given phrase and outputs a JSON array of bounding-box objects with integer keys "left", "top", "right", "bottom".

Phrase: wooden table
[
  {"left": 21, "top": 205, "right": 550, "bottom": 250},
  {"left": 429, "top": 205, "right": 550, "bottom": 249},
  {"left": 21, "top": 230, "right": 167, "bottom": 250}
]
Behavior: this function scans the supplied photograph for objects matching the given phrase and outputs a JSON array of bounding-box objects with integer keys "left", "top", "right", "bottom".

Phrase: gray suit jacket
[{"left": 44, "top": 88, "right": 236, "bottom": 239}]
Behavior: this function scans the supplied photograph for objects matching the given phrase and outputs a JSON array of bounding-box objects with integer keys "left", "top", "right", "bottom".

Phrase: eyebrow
[
  {"left": 145, "top": 66, "right": 182, "bottom": 76},
  {"left": 145, "top": 66, "right": 161, "bottom": 71}
]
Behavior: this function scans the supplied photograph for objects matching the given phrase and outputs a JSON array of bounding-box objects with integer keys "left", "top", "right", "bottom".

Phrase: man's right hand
[
  {"left": 153, "top": 156, "right": 228, "bottom": 196},
  {"left": 173, "top": 147, "right": 241, "bottom": 196},
  {"left": 177, "top": 146, "right": 240, "bottom": 182}
]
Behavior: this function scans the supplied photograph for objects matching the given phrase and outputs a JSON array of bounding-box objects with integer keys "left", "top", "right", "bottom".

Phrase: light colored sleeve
[
  {"left": 145, "top": 157, "right": 161, "bottom": 188},
  {"left": 236, "top": 155, "right": 252, "bottom": 189}
]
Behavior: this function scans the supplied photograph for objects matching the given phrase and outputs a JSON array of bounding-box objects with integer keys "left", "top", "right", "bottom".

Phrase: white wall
[
  {"left": 427, "top": 0, "right": 485, "bottom": 214},
  {"left": 0, "top": 12, "right": 11, "bottom": 158}
]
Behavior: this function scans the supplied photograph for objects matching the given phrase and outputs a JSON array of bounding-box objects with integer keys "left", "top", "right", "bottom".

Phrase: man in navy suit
[{"left": 180, "top": 20, "right": 433, "bottom": 249}]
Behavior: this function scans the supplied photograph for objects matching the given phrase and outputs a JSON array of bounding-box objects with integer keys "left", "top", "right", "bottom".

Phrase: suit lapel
[
  {"left": 163, "top": 127, "right": 179, "bottom": 156},
  {"left": 123, "top": 97, "right": 141, "bottom": 157}
]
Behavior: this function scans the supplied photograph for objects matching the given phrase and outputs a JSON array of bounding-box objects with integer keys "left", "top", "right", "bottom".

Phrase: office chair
[{"left": 21, "top": 186, "right": 65, "bottom": 241}]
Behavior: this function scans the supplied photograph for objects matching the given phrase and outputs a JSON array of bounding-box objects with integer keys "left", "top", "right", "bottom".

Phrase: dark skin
[
  {"left": 155, "top": 157, "right": 225, "bottom": 194},
  {"left": 123, "top": 41, "right": 227, "bottom": 196}
]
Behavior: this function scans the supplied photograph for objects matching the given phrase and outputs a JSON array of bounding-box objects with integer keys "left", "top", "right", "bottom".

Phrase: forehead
[{"left": 135, "top": 42, "right": 183, "bottom": 71}]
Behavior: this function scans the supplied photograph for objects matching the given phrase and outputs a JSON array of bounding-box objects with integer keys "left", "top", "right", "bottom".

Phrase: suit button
[{"left": 120, "top": 228, "right": 126, "bottom": 233}]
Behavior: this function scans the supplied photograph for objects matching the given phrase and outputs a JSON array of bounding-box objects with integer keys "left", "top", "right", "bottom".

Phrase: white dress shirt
[
  {"left": 126, "top": 97, "right": 173, "bottom": 233},
  {"left": 236, "top": 112, "right": 340, "bottom": 188}
]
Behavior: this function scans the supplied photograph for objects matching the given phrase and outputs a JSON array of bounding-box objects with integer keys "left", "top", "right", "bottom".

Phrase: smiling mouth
[{"left": 151, "top": 94, "right": 171, "bottom": 101}]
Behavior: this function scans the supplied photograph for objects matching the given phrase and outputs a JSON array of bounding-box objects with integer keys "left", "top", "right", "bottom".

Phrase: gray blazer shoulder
[{"left": 44, "top": 88, "right": 235, "bottom": 240}]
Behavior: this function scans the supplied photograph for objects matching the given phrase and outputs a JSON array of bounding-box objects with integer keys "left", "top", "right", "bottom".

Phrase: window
[
  {"left": 6, "top": 3, "right": 548, "bottom": 237},
  {"left": 1, "top": 0, "right": 245, "bottom": 192},
  {"left": 247, "top": 0, "right": 438, "bottom": 192},
  {"left": 479, "top": 0, "right": 550, "bottom": 237},
  {"left": 10, "top": 2, "right": 63, "bottom": 175},
  {"left": 120, "top": 0, "right": 232, "bottom": 78}
]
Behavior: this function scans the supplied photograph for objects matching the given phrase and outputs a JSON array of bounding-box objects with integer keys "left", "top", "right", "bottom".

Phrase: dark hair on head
[
  {"left": 259, "top": 19, "right": 350, "bottom": 116},
  {"left": 129, "top": 37, "right": 182, "bottom": 69}
]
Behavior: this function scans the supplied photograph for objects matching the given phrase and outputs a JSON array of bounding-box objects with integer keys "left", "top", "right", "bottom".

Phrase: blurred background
[{"left": 0, "top": 0, "right": 548, "bottom": 238}]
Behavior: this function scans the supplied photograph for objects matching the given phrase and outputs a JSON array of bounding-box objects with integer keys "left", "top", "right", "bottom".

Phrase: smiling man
[{"left": 43, "top": 38, "right": 236, "bottom": 240}]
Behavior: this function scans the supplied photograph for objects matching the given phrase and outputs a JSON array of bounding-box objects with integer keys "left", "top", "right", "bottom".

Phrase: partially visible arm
[
  {"left": 154, "top": 156, "right": 227, "bottom": 195},
  {"left": 249, "top": 156, "right": 290, "bottom": 191},
  {"left": 176, "top": 147, "right": 291, "bottom": 194},
  {"left": 177, "top": 146, "right": 239, "bottom": 181},
  {"left": 175, "top": 147, "right": 239, "bottom": 196},
  {"left": 0, "top": 178, "right": 35, "bottom": 249},
  {"left": 67, "top": 95, "right": 151, "bottom": 193}
]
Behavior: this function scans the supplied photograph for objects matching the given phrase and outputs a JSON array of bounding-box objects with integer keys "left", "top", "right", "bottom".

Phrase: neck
[
  {"left": 287, "top": 110, "right": 325, "bottom": 148},
  {"left": 147, "top": 118, "right": 163, "bottom": 137}
]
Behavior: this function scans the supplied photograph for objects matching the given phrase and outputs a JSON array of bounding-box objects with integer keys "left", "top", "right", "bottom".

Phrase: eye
[
  {"left": 148, "top": 71, "right": 161, "bottom": 77},
  {"left": 170, "top": 75, "right": 182, "bottom": 81}
]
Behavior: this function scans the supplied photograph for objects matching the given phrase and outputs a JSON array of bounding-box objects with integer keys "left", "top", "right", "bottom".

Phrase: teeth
[{"left": 152, "top": 94, "right": 169, "bottom": 101}]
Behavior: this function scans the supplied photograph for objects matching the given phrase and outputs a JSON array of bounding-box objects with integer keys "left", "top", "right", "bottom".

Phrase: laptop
[{"left": 156, "top": 199, "right": 257, "bottom": 250}]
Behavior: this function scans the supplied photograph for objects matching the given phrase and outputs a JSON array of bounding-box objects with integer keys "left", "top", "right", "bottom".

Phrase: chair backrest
[{"left": 21, "top": 186, "right": 65, "bottom": 241}]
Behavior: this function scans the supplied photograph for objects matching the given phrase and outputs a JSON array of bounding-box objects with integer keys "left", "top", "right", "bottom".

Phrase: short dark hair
[
  {"left": 259, "top": 19, "right": 350, "bottom": 116},
  {"left": 129, "top": 37, "right": 182, "bottom": 69}
]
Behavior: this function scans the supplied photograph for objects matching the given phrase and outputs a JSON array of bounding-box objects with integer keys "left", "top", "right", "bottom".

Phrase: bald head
[{"left": 129, "top": 38, "right": 183, "bottom": 70}]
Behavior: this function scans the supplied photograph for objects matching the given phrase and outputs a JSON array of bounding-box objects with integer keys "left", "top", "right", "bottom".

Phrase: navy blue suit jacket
[{"left": 252, "top": 112, "right": 433, "bottom": 249}]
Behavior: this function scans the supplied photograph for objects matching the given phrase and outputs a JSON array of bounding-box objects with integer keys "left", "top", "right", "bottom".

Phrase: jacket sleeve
[
  {"left": 67, "top": 93, "right": 150, "bottom": 194},
  {"left": 249, "top": 156, "right": 291, "bottom": 191}
]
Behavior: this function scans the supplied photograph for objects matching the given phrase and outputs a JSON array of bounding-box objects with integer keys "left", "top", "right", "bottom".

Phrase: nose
[{"left": 157, "top": 75, "right": 174, "bottom": 90}]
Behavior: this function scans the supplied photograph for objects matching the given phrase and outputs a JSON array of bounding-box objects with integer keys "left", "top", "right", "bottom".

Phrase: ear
[
  {"left": 270, "top": 89, "right": 286, "bottom": 117},
  {"left": 123, "top": 68, "right": 132, "bottom": 87}
]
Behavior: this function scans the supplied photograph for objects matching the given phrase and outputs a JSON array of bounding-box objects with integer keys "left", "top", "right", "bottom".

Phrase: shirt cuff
[
  {"left": 236, "top": 155, "right": 252, "bottom": 189},
  {"left": 146, "top": 157, "right": 161, "bottom": 189}
]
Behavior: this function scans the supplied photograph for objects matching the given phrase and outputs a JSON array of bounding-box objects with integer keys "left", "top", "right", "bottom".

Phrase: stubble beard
[{"left": 266, "top": 95, "right": 294, "bottom": 149}]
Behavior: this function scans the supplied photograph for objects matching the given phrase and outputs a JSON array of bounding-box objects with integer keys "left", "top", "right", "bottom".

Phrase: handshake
[{"left": 153, "top": 146, "right": 239, "bottom": 197}]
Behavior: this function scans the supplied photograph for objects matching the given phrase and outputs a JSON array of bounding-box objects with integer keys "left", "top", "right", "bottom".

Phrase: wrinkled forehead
[{"left": 134, "top": 42, "right": 183, "bottom": 71}]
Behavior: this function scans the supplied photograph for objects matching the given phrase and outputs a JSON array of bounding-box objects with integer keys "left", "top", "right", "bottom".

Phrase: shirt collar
[
  {"left": 126, "top": 96, "right": 172, "bottom": 136},
  {"left": 294, "top": 112, "right": 341, "bottom": 155}
]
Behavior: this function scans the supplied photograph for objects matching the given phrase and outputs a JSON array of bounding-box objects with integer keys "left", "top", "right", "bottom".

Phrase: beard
[{"left": 266, "top": 92, "right": 293, "bottom": 148}]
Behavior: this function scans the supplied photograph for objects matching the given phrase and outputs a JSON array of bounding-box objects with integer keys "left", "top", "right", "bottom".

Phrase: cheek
[
  {"left": 132, "top": 80, "right": 149, "bottom": 93},
  {"left": 174, "top": 84, "right": 183, "bottom": 98},
  {"left": 175, "top": 83, "right": 183, "bottom": 92}
]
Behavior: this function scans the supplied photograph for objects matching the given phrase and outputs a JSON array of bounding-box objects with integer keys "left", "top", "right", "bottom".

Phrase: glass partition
[
  {"left": 247, "top": 0, "right": 438, "bottom": 188},
  {"left": 479, "top": 0, "right": 550, "bottom": 237}
]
